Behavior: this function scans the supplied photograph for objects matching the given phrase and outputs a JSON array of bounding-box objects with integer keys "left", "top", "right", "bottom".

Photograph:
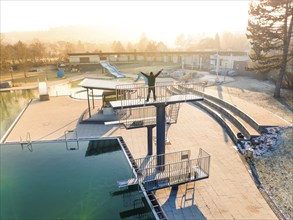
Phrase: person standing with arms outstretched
[{"left": 140, "top": 69, "right": 163, "bottom": 102}]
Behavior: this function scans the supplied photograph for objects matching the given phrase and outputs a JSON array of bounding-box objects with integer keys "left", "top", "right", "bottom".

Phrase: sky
[{"left": 1, "top": 0, "right": 250, "bottom": 43}]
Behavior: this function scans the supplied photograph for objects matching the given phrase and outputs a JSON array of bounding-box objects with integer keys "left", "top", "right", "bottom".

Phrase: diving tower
[{"left": 109, "top": 82, "right": 205, "bottom": 163}]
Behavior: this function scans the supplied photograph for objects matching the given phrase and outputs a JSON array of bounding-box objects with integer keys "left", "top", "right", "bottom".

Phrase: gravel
[{"left": 254, "top": 127, "right": 293, "bottom": 220}]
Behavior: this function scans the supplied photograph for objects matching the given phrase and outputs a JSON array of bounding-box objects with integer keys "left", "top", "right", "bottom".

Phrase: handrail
[
  {"left": 114, "top": 82, "right": 205, "bottom": 108},
  {"left": 128, "top": 148, "right": 211, "bottom": 190},
  {"left": 135, "top": 150, "right": 191, "bottom": 170}
]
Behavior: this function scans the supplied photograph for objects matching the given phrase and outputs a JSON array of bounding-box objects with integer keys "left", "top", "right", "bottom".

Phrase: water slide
[{"left": 100, "top": 61, "right": 125, "bottom": 78}]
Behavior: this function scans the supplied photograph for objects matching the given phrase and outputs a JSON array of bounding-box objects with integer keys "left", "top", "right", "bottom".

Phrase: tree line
[{"left": 1, "top": 31, "right": 249, "bottom": 72}]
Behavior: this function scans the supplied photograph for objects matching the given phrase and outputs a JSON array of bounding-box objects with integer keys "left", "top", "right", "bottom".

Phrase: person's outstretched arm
[
  {"left": 134, "top": 73, "right": 141, "bottom": 82},
  {"left": 155, "top": 69, "right": 163, "bottom": 77},
  {"left": 140, "top": 72, "right": 148, "bottom": 77}
]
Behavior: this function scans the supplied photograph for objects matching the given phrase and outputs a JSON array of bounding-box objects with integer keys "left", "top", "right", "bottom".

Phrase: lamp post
[
  {"left": 216, "top": 52, "right": 220, "bottom": 82},
  {"left": 9, "top": 67, "right": 14, "bottom": 87}
]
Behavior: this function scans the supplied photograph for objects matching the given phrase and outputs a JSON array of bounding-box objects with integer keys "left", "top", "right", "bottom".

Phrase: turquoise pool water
[{"left": 0, "top": 139, "right": 154, "bottom": 220}]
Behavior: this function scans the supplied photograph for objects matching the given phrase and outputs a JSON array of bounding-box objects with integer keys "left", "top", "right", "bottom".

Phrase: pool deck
[{"left": 3, "top": 88, "right": 291, "bottom": 220}]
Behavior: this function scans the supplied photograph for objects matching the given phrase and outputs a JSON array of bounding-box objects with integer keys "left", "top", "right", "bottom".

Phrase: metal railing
[
  {"left": 116, "top": 102, "right": 181, "bottom": 128},
  {"left": 115, "top": 82, "right": 204, "bottom": 108},
  {"left": 135, "top": 150, "right": 191, "bottom": 171},
  {"left": 117, "top": 148, "right": 210, "bottom": 192},
  {"left": 140, "top": 149, "right": 210, "bottom": 191},
  {"left": 118, "top": 106, "right": 157, "bottom": 128},
  {"left": 197, "top": 148, "right": 211, "bottom": 177}
]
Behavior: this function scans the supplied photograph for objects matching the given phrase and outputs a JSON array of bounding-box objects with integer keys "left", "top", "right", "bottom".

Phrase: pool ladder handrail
[
  {"left": 20, "top": 132, "right": 33, "bottom": 152},
  {"left": 64, "top": 130, "right": 79, "bottom": 150}
]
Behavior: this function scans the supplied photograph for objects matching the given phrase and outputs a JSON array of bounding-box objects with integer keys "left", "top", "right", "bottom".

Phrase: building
[{"left": 67, "top": 51, "right": 250, "bottom": 72}]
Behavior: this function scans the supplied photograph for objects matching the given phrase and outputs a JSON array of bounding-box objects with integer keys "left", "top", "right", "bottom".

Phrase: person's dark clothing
[
  {"left": 146, "top": 87, "right": 156, "bottom": 101},
  {"left": 140, "top": 69, "right": 163, "bottom": 101}
]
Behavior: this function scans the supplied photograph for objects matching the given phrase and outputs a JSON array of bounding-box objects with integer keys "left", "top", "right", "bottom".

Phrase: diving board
[
  {"left": 110, "top": 94, "right": 203, "bottom": 109},
  {"left": 100, "top": 61, "right": 125, "bottom": 78}
]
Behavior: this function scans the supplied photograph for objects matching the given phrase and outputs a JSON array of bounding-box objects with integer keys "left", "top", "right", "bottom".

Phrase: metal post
[
  {"left": 147, "top": 126, "right": 153, "bottom": 155},
  {"left": 87, "top": 88, "right": 91, "bottom": 118},
  {"left": 10, "top": 68, "right": 14, "bottom": 87},
  {"left": 216, "top": 51, "right": 220, "bottom": 82},
  {"left": 91, "top": 89, "right": 95, "bottom": 109},
  {"left": 156, "top": 104, "right": 166, "bottom": 168}
]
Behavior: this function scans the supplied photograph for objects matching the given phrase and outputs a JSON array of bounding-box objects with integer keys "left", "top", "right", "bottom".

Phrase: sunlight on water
[{"left": 0, "top": 89, "right": 37, "bottom": 139}]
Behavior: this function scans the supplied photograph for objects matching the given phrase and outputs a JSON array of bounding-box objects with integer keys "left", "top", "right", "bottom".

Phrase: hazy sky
[{"left": 1, "top": 0, "right": 250, "bottom": 42}]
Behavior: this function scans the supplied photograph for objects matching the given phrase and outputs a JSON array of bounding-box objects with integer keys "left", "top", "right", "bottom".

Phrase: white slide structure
[{"left": 100, "top": 61, "right": 125, "bottom": 78}]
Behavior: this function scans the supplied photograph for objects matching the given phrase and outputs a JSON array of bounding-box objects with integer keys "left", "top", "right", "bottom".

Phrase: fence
[
  {"left": 135, "top": 150, "right": 191, "bottom": 171},
  {"left": 116, "top": 102, "right": 181, "bottom": 128},
  {"left": 139, "top": 148, "right": 211, "bottom": 191},
  {"left": 114, "top": 82, "right": 204, "bottom": 108},
  {"left": 118, "top": 106, "right": 157, "bottom": 128},
  {"left": 117, "top": 148, "right": 211, "bottom": 192}
]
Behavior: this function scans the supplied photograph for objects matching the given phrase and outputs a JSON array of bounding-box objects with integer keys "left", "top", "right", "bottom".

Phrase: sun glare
[{"left": 1, "top": 1, "right": 249, "bottom": 42}]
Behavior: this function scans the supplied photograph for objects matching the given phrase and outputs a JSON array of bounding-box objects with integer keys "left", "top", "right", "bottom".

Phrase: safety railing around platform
[
  {"left": 139, "top": 148, "right": 210, "bottom": 191},
  {"left": 117, "top": 148, "right": 210, "bottom": 191},
  {"left": 135, "top": 150, "right": 191, "bottom": 171},
  {"left": 115, "top": 82, "right": 204, "bottom": 108},
  {"left": 118, "top": 106, "right": 157, "bottom": 128},
  {"left": 116, "top": 102, "right": 181, "bottom": 128}
]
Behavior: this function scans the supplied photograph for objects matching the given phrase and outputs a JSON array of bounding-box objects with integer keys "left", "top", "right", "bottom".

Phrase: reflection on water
[{"left": 0, "top": 89, "right": 37, "bottom": 139}]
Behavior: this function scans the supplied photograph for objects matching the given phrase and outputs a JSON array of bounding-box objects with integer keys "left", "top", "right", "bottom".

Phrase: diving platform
[
  {"left": 110, "top": 94, "right": 203, "bottom": 109},
  {"left": 110, "top": 82, "right": 204, "bottom": 110},
  {"left": 118, "top": 149, "right": 211, "bottom": 191}
]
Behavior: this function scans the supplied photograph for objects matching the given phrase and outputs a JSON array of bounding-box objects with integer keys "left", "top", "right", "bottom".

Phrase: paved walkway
[
  {"left": 3, "top": 91, "right": 285, "bottom": 219},
  {"left": 205, "top": 86, "right": 292, "bottom": 127},
  {"left": 5, "top": 96, "right": 88, "bottom": 142}
]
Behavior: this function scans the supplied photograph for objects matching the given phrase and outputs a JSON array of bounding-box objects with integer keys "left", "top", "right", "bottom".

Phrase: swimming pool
[{"left": 0, "top": 139, "right": 155, "bottom": 219}]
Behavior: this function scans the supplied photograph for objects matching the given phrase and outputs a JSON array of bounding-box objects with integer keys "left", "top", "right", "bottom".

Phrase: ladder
[
  {"left": 20, "top": 132, "right": 33, "bottom": 152},
  {"left": 64, "top": 130, "right": 79, "bottom": 150}
]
